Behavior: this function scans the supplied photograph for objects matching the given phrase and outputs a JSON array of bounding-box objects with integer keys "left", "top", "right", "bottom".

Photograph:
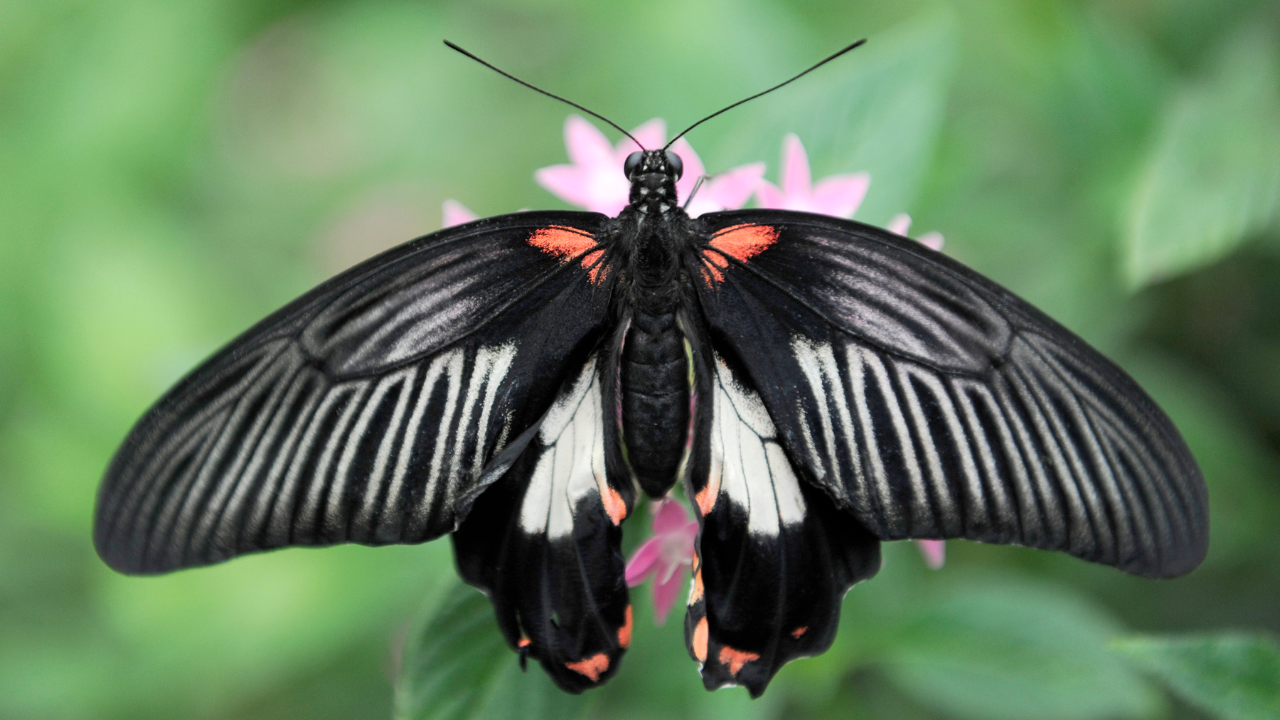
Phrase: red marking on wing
[
  {"left": 565, "top": 652, "right": 610, "bottom": 682},
  {"left": 528, "top": 225, "right": 594, "bottom": 257},
  {"left": 595, "top": 470, "right": 627, "bottom": 526},
  {"left": 711, "top": 223, "right": 778, "bottom": 260},
  {"left": 695, "top": 464, "right": 720, "bottom": 516},
  {"left": 518, "top": 637, "right": 532, "bottom": 648},
  {"left": 618, "top": 606, "right": 633, "bottom": 649},
  {"left": 692, "top": 617, "right": 709, "bottom": 662},
  {"left": 583, "top": 249, "right": 607, "bottom": 284},
  {"left": 689, "top": 570, "right": 704, "bottom": 605},
  {"left": 702, "top": 224, "right": 778, "bottom": 285},
  {"left": 790, "top": 626, "right": 808, "bottom": 639},
  {"left": 528, "top": 226, "right": 607, "bottom": 284},
  {"left": 718, "top": 646, "right": 761, "bottom": 675}
]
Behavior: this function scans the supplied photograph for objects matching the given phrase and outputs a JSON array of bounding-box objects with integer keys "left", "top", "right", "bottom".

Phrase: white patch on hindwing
[
  {"left": 709, "top": 354, "right": 806, "bottom": 536},
  {"left": 519, "top": 357, "right": 607, "bottom": 539}
]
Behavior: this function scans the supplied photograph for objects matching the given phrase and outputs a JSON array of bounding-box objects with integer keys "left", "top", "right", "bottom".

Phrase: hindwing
[
  {"left": 453, "top": 353, "right": 635, "bottom": 693},
  {"left": 682, "top": 345, "right": 881, "bottom": 697}
]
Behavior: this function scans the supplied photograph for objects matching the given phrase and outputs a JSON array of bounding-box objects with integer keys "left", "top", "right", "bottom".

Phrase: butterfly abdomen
[{"left": 620, "top": 309, "right": 689, "bottom": 497}]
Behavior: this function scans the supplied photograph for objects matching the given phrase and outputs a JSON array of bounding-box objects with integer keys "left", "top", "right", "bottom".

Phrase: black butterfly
[{"left": 93, "top": 41, "right": 1208, "bottom": 698}]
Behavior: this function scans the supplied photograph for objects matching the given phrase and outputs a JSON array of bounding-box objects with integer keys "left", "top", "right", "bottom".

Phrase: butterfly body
[
  {"left": 616, "top": 306, "right": 691, "bottom": 496},
  {"left": 596, "top": 149, "right": 698, "bottom": 496}
]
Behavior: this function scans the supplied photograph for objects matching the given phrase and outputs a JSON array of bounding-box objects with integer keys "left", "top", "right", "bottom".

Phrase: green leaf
[
  {"left": 393, "top": 582, "right": 590, "bottom": 720},
  {"left": 879, "top": 577, "right": 1162, "bottom": 720},
  {"left": 704, "top": 10, "right": 958, "bottom": 226},
  {"left": 1112, "top": 633, "right": 1280, "bottom": 720},
  {"left": 1123, "top": 27, "right": 1280, "bottom": 288}
]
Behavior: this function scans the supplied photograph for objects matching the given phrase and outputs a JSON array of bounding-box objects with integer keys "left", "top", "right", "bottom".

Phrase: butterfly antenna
[
  {"left": 444, "top": 40, "right": 644, "bottom": 150},
  {"left": 664, "top": 39, "right": 867, "bottom": 150}
]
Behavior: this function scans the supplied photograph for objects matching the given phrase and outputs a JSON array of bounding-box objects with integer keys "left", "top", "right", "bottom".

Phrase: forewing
[
  {"left": 453, "top": 354, "right": 634, "bottom": 693},
  {"left": 694, "top": 210, "right": 1208, "bottom": 578},
  {"left": 95, "top": 212, "right": 611, "bottom": 574}
]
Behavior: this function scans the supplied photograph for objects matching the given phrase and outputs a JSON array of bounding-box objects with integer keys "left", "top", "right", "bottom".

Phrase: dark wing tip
[{"left": 1143, "top": 464, "right": 1211, "bottom": 579}]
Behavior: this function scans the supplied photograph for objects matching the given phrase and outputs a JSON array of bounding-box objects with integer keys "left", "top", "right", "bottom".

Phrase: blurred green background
[{"left": 3, "top": 1, "right": 1280, "bottom": 719}]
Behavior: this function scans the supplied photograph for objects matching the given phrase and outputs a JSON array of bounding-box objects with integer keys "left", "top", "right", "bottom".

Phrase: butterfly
[{"left": 93, "top": 41, "right": 1209, "bottom": 698}]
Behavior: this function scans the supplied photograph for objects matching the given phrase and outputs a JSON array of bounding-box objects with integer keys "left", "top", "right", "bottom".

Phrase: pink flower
[
  {"left": 442, "top": 199, "right": 478, "bottom": 228},
  {"left": 756, "top": 134, "right": 870, "bottom": 218},
  {"left": 535, "top": 115, "right": 764, "bottom": 218},
  {"left": 625, "top": 498, "right": 699, "bottom": 625},
  {"left": 915, "top": 539, "right": 946, "bottom": 570},
  {"left": 888, "top": 213, "right": 945, "bottom": 252}
]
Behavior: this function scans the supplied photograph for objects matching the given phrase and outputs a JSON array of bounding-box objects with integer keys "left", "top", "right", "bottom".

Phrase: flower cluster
[
  {"left": 444, "top": 115, "right": 944, "bottom": 252},
  {"left": 446, "top": 116, "right": 948, "bottom": 624}
]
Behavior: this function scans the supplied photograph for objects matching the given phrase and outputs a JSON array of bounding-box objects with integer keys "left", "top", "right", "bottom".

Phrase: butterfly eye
[
  {"left": 623, "top": 151, "right": 644, "bottom": 179},
  {"left": 664, "top": 150, "right": 683, "bottom": 180}
]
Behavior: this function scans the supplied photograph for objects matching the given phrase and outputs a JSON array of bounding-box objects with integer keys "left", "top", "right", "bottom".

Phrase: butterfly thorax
[{"left": 613, "top": 149, "right": 695, "bottom": 496}]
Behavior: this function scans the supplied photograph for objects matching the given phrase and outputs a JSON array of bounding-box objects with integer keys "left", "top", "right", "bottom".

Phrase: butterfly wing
[
  {"left": 453, "top": 352, "right": 634, "bottom": 693},
  {"left": 681, "top": 328, "right": 881, "bottom": 697},
  {"left": 692, "top": 210, "right": 1208, "bottom": 579},
  {"left": 94, "top": 212, "right": 614, "bottom": 574}
]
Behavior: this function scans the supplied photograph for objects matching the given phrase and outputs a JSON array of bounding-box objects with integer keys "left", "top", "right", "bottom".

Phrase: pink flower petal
[
  {"left": 811, "top": 173, "right": 870, "bottom": 218},
  {"left": 565, "top": 115, "right": 615, "bottom": 169},
  {"left": 699, "top": 162, "right": 766, "bottom": 212},
  {"left": 442, "top": 200, "right": 477, "bottom": 228},
  {"left": 536, "top": 164, "right": 628, "bottom": 215},
  {"left": 888, "top": 213, "right": 912, "bottom": 236},
  {"left": 651, "top": 498, "right": 690, "bottom": 535},
  {"left": 916, "top": 539, "right": 946, "bottom": 570},
  {"left": 628, "top": 118, "right": 667, "bottom": 154},
  {"left": 534, "top": 165, "right": 592, "bottom": 207},
  {"left": 539, "top": 115, "right": 756, "bottom": 217},
  {"left": 918, "top": 231, "right": 945, "bottom": 251},
  {"left": 588, "top": 188, "right": 631, "bottom": 217},
  {"left": 781, "top": 134, "right": 811, "bottom": 198},
  {"left": 626, "top": 536, "right": 664, "bottom": 586},
  {"left": 651, "top": 567, "right": 686, "bottom": 625},
  {"left": 755, "top": 179, "right": 787, "bottom": 210}
]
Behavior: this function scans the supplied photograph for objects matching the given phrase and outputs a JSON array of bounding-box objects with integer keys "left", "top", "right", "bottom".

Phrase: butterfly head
[{"left": 624, "top": 149, "right": 683, "bottom": 215}]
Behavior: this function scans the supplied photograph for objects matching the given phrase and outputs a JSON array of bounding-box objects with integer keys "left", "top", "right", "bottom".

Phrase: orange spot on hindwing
[
  {"left": 695, "top": 467, "right": 720, "bottom": 516},
  {"left": 790, "top": 626, "right": 808, "bottom": 639},
  {"left": 518, "top": 637, "right": 532, "bottom": 648},
  {"left": 618, "top": 606, "right": 633, "bottom": 649},
  {"left": 596, "top": 477, "right": 627, "bottom": 526},
  {"left": 689, "top": 570, "right": 704, "bottom": 605},
  {"left": 565, "top": 653, "right": 610, "bottom": 682},
  {"left": 528, "top": 226, "right": 606, "bottom": 283},
  {"left": 718, "top": 646, "right": 760, "bottom": 675},
  {"left": 692, "top": 617, "right": 709, "bottom": 662},
  {"left": 702, "top": 224, "right": 779, "bottom": 284}
]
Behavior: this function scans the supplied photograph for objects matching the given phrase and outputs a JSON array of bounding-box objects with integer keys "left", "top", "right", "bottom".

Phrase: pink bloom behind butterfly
[
  {"left": 536, "top": 115, "right": 763, "bottom": 218},
  {"left": 442, "top": 199, "right": 478, "bottom": 228},
  {"left": 888, "top": 212, "right": 945, "bottom": 251},
  {"left": 755, "top": 134, "right": 869, "bottom": 217},
  {"left": 625, "top": 498, "right": 698, "bottom": 625}
]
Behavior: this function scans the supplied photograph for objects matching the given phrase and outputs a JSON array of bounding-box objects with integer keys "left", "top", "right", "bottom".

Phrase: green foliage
[
  {"left": 879, "top": 579, "right": 1161, "bottom": 720},
  {"left": 707, "top": 9, "right": 958, "bottom": 226},
  {"left": 394, "top": 582, "right": 589, "bottom": 720},
  {"left": 1113, "top": 634, "right": 1280, "bottom": 720},
  {"left": 1123, "top": 27, "right": 1280, "bottom": 288}
]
